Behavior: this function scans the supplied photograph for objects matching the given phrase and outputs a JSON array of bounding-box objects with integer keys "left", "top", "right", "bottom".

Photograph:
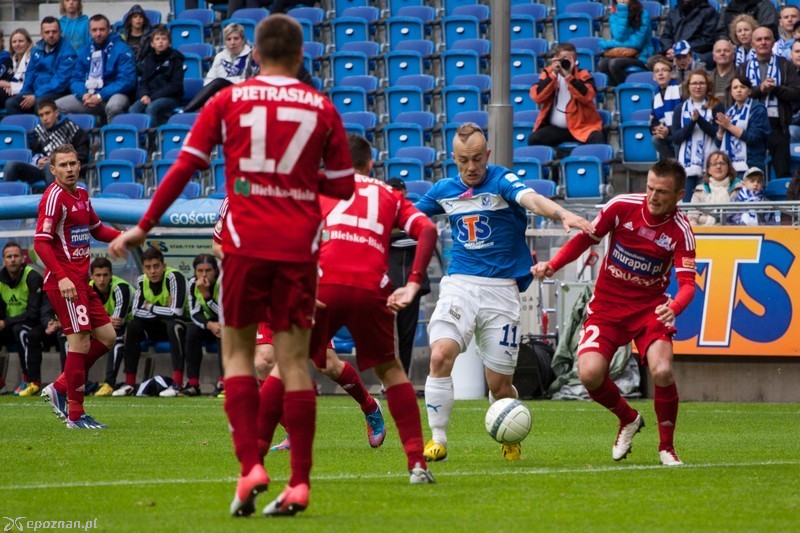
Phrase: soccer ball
[{"left": 485, "top": 398, "right": 532, "bottom": 445}]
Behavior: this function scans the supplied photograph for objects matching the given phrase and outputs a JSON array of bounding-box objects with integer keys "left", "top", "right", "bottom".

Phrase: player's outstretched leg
[
  {"left": 319, "top": 352, "right": 385, "bottom": 448},
  {"left": 580, "top": 353, "right": 642, "bottom": 461},
  {"left": 377, "top": 360, "right": 434, "bottom": 483}
]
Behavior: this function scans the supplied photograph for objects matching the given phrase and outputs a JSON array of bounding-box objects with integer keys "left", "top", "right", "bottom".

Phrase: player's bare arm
[
  {"left": 519, "top": 191, "right": 595, "bottom": 234},
  {"left": 109, "top": 226, "right": 148, "bottom": 259},
  {"left": 387, "top": 282, "right": 421, "bottom": 311},
  {"left": 530, "top": 262, "right": 555, "bottom": 280}
]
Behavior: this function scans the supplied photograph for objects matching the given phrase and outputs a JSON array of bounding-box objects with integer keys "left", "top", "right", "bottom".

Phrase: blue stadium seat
[
  {"left": 569, "top": 36, "right": 604, "bottom": 56},
  {"left": 512, "top": 73, "right": 537, "bottom": 87},
  {"left": 406, "top": 180, "right": 433, "bottom": 196},
  {"left": 383, "top": 123, "right": 424, "bottom": 154},
  {"left": 168, "top": 112, "right": 199, "bottom": 126},
  {"left": 625, "top": 71, "right": 659, "bottom": 87},
  {"left": 515, "top": 110, "right": 539, "bottom": 124},
  {"left": 157, "top": 124, "right": 191, "bottom": 157},
  {"left": 510, "top": 49, "right": 536, "bottom": 80},
  {"left": 65, "top": 113, "right": 96, "bottom": 132},
  {"left": 395, "top": 111, "right": 436, "bottom": 134},
  {"left": 144, "top": 9, "right": 162, "bottom": 25},
  {"left": 451, "top": 38, "right": 491, "bottom": 58},
  {"left": 452, "top": 110, "right": 488, "bottom": 129},
  {"left": 641, "top": 1, "right": 663, "bottom": 32},
  {"left": 304, "top": 41, "right": 325, "bottom": 62},
  {"left": 565, "top": 2, "right": 605, "bottom": 34},
  {"left": 386, "top": 16, "right": 426, "bottom": 49},
  {"left": 107, "top": 148, "right": 147, "bottom": 167},
  {"left": 182, "top": 78, "right": 204, "bottom": 106},
  {"left": 441, "top": 15, "right": 480, "bottom": 49},
  {"left": 101, "top": 113, "right": 151, "bottom": 153},
  {"left": 330, "top": 51, "right": 370, "bottom": 84},
  {"left": 442, "top": 0, "right": 478, "bottom": 17},
  {"left": 288, "top": 6, "right": 325, "bottom": 25},
  {"left": 211, "top": 158, "right": 225, "bottom": 192},
  {"left": 575, "top": 48, "right": 596, "bottom": 72},
  {"left": 0, "top": 181, "right": 31, "bottom": 196},
  {"left": 182, "top": 53, "right": 203, "bottom": 79},
  {"left": 615, "top": 83, "right": 656, "bottom": 122},
  {"left": 395, "top": 39, "right": 435, "bottom": 60},
  {"left": 555, "top": 13, "right": 593, "bottom": 41},
  {"left": 168, "top": 19, "right": 205, "bottom": 48},
  {"left": 97, "top": 182, "right": 145, "bottom": 199},
  {"left": 395, "top": 74, "right": 436, "bottom": 93},
  {"left": 560, "top": 156, "right": 605, "bottom": 200},
  {"left": 97, "top": 160, "right": 136, "bottom": 191},
  {"left": 230, "top": 7, "right": 270, "bottom": 23},
  {"left": 555, "top": 0, "right": 584, "bottom": 15},
  {"left": 341, "top": 5, "right": 381, "bottom": 24},
  {"left": 341, "top": 111, "right": 377, "bottom": 140},
  {"left": 0, "top": 148, "right": 32, "bottom": 164},
  {"left": 511, "top": 3, "right": 547, "bottom": 35},
  {"left": 384, "top": 50, "right": 424, "bottom": 85},
  {"left": 333, "top": 0, "right": 368, "bottom": 16},
  {"left": 453, "top": 73, "right": 491, "bottom": 94},
  {"left": 181, "top": 181, "right": 202, "bottom": 199},
  {"left": 329, "top": 86, "right": 368, "bottom": 114},
  {"left": 440, "top": 49, "right": 480, "bottom": 85},
  {"left": 332, "top": 17, "right": 370, "bottom": 47},
  {"left": 1, "top": 115, "right": 37, "bottom": 132},
  {"left": 620, "top": 120, "right": 658, "bottom": 167},
  {"left": 513, "top": 122, "right": 534, "bottom": 151},
  {"left": 384, "top": 157, "right": 425, "bottom": 181},
  {"left": 341, "top": 40, "right": 381, "bottom": 58},
  {"left": 396, "top": 146, "right": 436, "bottom": 164},
  {"left": 442, "top": 85, "right": 481, "bottom": 122},
  {"left": 396, "top": 5, "right": 436, "bottom": 23},
  {"left": 511, "top": 38, "right": 549, "bottom": 68},
  {"left": 511, "top": 85, "right": 536, "bottom": 114},
  {"left": 384, "top": 86, "right": 425, "bottom": 120},
  {"left": 765, "top": 178, "right": 790, "bottom": 201},
  {"left": 513, "top": 157, "right": 543, "bottom": 181},
  {"left": 177, "top": 41, "right": 214, "bottom": 61},
  {"left": 453, "top": 3, "right": 490, "bottom": 24},
  {"left": 515, "top": 144, "right": 554, "bottom": 179},
  {"left": 388, "top": 0, "right": 424, "bottom": 17},
  {"left": 510, "top": 14, "right": 537, "bottom": 40},
  {"left": 524, "top": 178, "right": 557, "bottom": 198}
]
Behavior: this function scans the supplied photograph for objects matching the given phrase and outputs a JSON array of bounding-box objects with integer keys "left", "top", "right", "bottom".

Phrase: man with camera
[{"left": 527, "top": 43, "right": 605, "bottom": 148}]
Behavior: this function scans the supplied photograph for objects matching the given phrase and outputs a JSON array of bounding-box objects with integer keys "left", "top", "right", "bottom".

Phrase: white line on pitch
[{"left": 1, "top": 460, "right": 798, "bottom": 491}]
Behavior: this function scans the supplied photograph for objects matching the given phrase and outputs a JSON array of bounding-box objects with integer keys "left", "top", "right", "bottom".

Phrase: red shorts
[
  {"left": 578, "top": 300, "right": 674, "bottom": 363},
  {"left": 46, "top": 289, "right": 110, "bottom": 335},
  {"left": 309, "top": 284, "right": 396, "bottom": 370},
  {"left": 220, "top": 253, "right": 317, "bottom": 331}
]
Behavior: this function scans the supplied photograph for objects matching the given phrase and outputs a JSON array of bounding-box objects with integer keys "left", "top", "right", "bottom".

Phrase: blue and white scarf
[
  {"left": 85, "top": 41, "right": 107, "bottom": 93},
  {"left": 732, "top": 186, "right": 766, "bottom": 226},
  {"left": 746, "top": 55, "right": 780, "bottom": 118},
  {"left": 652, "top": 81, "right": 682, "bottom": 126},
  {"left": 721, "top": 99, "right": 752, "bottom": 172},
  {"left": 734, "top": 46, "right": 755, "bottom": 68},
  {"left": 773, "top": 38, "right": 794, "bottom": 60},
  {"left": 678, "top": 99, "right": 716, "bottom": 176}
]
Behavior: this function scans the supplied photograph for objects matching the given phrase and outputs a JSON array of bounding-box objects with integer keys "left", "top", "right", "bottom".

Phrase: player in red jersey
[
  {"left": 33, "top": 144, "right": 122, "bottom": 429},
  {"left": 532, "top": 159, "right": 696, "bottom": 466},
  {"left": 109, "top": 15, "right": 355, "bottom": 518},
  {"left": 212, "top": 196, "right": 387, "bottom": 452},
  {"left": 260, "top": 134, "right": 439, "bottom": 487}
]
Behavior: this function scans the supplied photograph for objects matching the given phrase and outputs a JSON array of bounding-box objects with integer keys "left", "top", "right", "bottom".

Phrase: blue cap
[{"left": 673, "top": 40, "right": 691, "bottom": 56}]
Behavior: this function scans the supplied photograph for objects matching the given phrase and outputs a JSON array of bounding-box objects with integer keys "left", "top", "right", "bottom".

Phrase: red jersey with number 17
[
  {"left": 34, "top": 184, "right": 101, "bottom": 291},
  {"left": 587, "top": 193, "right": 696, "bottom": 313},
  {"left": 181, "top": 75, "right": 354, "bottom": 262},
  {"left": 318, "top": 175, "right": 429, "bottom": 293}
]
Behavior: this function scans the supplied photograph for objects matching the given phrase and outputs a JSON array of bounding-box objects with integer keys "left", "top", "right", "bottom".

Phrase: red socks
[
  {"left": 188, "top": 377, "right": 200, "bottom": 387},
  {"left": 258, "top": 376, "right": 285, "bottom": 459},
  {"left": 283, "top": 390, "right": 316, "bottom": 487},
  {"left": 125, "top": 372, "right": 136, "bottom": 387},
  {"left": 53, "top": 340, "right": 110, "bottom": 395},
  {"left": 334, "top": 362, "right": 377, "bottom": 414},
  {"left": 386, "top": 382, "right": 425, "bottom": 469},
  {"left": 173, "top": 370, "right": 184, "bottom": 388},
  {"left": 587, "top": 376, "right": 638, "bottom": 426},
  {"left": 223, "top": 375, "right": 262, "bottom": 476},
  {"left": 64, "top": 351, "right": 86, "bottom": 421},
  {"left": 654, "top": 383, "right": 679, "bottom": 451}
]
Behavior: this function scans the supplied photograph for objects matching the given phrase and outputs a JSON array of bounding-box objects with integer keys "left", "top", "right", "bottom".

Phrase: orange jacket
[{"left": 530, "top": 67, "right": 602, "bottom": 143}]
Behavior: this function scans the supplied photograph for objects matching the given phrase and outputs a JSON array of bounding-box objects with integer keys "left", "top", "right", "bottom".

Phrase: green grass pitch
[{"left": 0, "top": 396, "right": 798, "bottom": 531}]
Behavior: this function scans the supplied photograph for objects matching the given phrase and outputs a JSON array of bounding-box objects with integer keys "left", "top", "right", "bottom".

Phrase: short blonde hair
[
  {"left": 729, "top": 14, "right": 758, "bottom": 45},
  {"left": 223, "top": 23, "right": 246, "bottom": 42}
]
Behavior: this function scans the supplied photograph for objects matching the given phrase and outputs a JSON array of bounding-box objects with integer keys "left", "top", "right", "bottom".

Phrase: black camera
[{"left": 559, "top": 58, "right": 572, "bottom": 71}]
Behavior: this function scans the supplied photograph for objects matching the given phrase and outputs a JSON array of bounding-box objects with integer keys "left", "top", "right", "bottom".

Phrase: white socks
[{"left": 425, "top": 376, "right": 454, "bottom": 445}]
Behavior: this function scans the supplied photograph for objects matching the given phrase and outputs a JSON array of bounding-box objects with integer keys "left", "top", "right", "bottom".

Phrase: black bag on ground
[{"left": 513, "top": 336, "right": 556, "bottom": 400}]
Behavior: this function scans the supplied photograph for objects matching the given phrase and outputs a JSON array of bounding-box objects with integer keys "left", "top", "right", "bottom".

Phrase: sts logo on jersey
[{"left": 455, "top": 214, "right": 493, "bottom": 249}]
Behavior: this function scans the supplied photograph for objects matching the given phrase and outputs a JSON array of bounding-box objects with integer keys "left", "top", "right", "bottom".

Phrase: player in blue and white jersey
[{"left": 415, "top": 123, "right": 594, "bottom": 462}]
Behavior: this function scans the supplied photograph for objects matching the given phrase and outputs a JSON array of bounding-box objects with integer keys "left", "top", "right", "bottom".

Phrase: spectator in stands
[
  {"left": 730, "top": 167, "right": 769, "bottom": 226},
  {"left": 650, "top": 56, "right": 681, "bottom": 161},
  {"left": 0, "top": 242, "right": 44, "bottom": 397},
  {"left": 60, "top": 0, "right": 90, "bottom": 51},
  {"left": 672, "top": 41, "right": 704, "bottom": 84},
  {"left": 688, "top": 151, "right": 741, "bottom": 226},
  {"left": 89, "top": 258, "right": 133, "bottom": 397},
  {"left": 386, "top": 178, "right": 431, "bottom": 376},
  {"left": 119, "top": 4, "right": 153, "bottom": 67},
  {"left": 183, "top": 254, "right": 221, "bottom": 397},
  {"left": 527, "top": 43, "right": 604, "bottom": 148},
  {"left": 0, "top": 29, "right": 32, "bottom": 111},
  {"left": 671, "top": 69, "right": 725, "bottom": 201},
  {"left": 129, "top": 26, "right": 184, "bottom": 126},
  {"left": 660, "top": 0, "right": 719, "bottom": 66},
  {"left": 0, "top": 30, "right": 9, "bottom": 80},
  {"left": 729, "top": 14, "right": 758, "bottom": 68},
  {"left": 738, "top": 26, "right": 800, "bottom": 179},
  {"left": 716, "top": 74, "right": 770, "bottom": 175},
  {"left": 113, "top": 248, "right": 187, "bottom": 397},
  {"left": 597, "top": 0, "right": 653, "bottom": 87},
  {"left": 711, "top": 39, "right": 736, "bottom": 108},
  {"left": 56, "top": 14, "right": 136, "bottom": 124},
  {"left": 3, "top": 99, "right": 89, "bottom": 190},
  {"left": 789, "top": 41, "right": 800, "bottom": 143},
  {"left": 5, "top": 18, "right": 77, "bottom": 115},
  {"left": 717, "top": 0, "right": 779, "bottom": 43},
  {"left": 774, "top": 5, "right": 800, "bottom": 60},
  {"left": 184, "top": 0, "right": 264, "bottom": 19}
]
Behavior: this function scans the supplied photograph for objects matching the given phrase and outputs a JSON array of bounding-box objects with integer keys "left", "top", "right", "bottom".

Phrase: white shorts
[{"left": 428, "top": 274, "right": 521, "bottom": 376}]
